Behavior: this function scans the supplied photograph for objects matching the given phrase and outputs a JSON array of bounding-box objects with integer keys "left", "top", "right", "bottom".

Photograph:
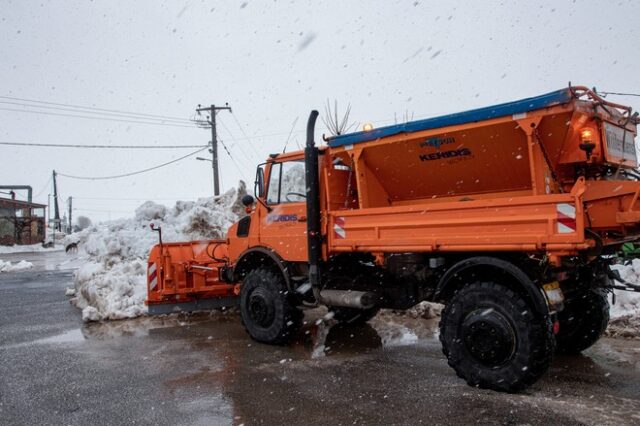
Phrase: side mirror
[{"left": 241, "top": 195, "right": 255, "bottom": 207}]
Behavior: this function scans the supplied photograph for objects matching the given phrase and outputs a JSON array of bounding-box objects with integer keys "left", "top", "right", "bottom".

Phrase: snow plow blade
[{"left": 145, "top": 240, "right": 239, "bottom": 314}]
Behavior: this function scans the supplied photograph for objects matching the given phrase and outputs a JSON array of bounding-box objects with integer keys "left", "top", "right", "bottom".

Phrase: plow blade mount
[{"left": 146, "top": 240, "right": 239, "bottom": 314}]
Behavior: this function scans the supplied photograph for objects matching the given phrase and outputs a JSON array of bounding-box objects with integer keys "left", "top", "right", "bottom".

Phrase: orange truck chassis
[{"left": 147, "top": 85, "right": 639, "bottom": 392}]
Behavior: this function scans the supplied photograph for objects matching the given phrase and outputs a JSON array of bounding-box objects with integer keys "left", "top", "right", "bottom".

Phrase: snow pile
[
  {"left": 68, "top": 183, "right": 246, "bottom": 322},
  {"left": 399, "top": 301, "right": 443, "bottom": 320},
  {"left": 0, "top": 259, "right": 34, "bottom": 272},
  {"left": 607, "top": 261, "right": 640, "bottom": 338},
  {"left": 73, "top": 260, "right": 148, "bottom": 322},
  {"left": 377, "top": 324, "right": 419, "bottom": 346}
]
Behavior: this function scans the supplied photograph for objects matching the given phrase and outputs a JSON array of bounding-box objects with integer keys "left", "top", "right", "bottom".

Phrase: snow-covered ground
[
  {"left": 0, "top": 259, "right": 34, "bottom": 272},
  {"left": 67, "top": 183, "right": 246, "bottom": 322},
  {"left": 0, "top": 243, "right": 64, "bottom": 254},
  {"left": 607, "top": 261, "right": 640, "bottom": 338}
]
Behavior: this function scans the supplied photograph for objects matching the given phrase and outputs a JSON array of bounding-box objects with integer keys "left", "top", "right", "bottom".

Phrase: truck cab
[{"left": 227, "top": 152, "right": 310, "bottom": 264}]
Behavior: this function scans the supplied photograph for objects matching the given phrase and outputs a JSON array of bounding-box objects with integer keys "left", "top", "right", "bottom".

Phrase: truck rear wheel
[
  {"left": 439, "top": 281, "right": 554, "bottom": 392},
  {"left": 555, "top": 289, "right": 609, "bottom": 354},
  {"left": 240, "top": 268, "right": 302, "bottom": 345},
  {"left": 329, "top": 307, "right": 380, "bottom": 325}
]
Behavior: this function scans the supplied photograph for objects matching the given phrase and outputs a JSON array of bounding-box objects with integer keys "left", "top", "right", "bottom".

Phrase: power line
[
  {"left": 0, "top": 101, "right": 193, "bottom": 125},
  {"left": 0, "top": 101, "right": 193, "bottom": 124},
  {"left": 33, "top": 175, "right": 53, "bottom": 199},
  {"left": 57, "top": 146, "right": 208, "bottom": 180},
  {"left": 218, "top": 137, "right": 249, "bottom": 180},
  {"left": 0, "top": 94, "right": 307, "bottom": 139},
  {"left": 0, "top": 107, "right": 197, "bottom": 128},
  {"left": 0, "top": 95, "right": 194, "bottom": 122},
  {"left": 0, "top": 94, "right": 322, "bottom": 145},
  {"left": 599, "top": 91, "right": 640, "bottom": 98},
  {"left": 1, "top": 104, "right": 311, "bottom": 142},
  {"left": 230, "top": 112, "right": 262, "bottom": 158},
  {"left": 0, "top": 141, "right": 206, "bottom": 149},
  {"left": 218, "top": 118, "right": 259, "bottom": 164}
]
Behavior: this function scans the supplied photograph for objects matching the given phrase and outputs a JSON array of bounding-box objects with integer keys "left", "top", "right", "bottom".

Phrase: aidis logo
[
  {"left": 267, "top": 214, "right": 298, "bottom": 223},
  {"left": 419, "top": 136, "right": 455, "bottom": 150}
]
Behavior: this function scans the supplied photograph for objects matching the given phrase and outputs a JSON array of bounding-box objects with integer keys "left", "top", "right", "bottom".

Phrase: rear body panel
[{"left": 327, "top": 181, "right": 588, "bottom": 255}]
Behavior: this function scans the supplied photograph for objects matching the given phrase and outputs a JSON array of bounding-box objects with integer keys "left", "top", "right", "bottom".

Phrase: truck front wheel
[
  {"left": 240, "top": 268, "right": 302, "bottom": 345},
  {"left": 555, "top": 289, "right": 609, "bottom": 354},
  {"left": 439, "top": 281, "right": 554, "bottom": 392}
]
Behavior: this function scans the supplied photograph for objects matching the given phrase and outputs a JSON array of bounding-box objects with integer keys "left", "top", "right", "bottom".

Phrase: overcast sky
[{"left": 1, "top": 0, "right": 639, "bottom": 222}]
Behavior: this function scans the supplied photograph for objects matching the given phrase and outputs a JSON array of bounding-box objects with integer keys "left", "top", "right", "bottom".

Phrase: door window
[
  {"left": 266, "top": 160, "right": 306, "bottom": 204},
  {"left": 266, "top": 163, "right": 281, "bottom": 204}
]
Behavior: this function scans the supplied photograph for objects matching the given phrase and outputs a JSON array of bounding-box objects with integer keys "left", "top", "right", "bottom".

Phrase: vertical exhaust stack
[
  {"left": 304, "top": 110, "right": 321, "bottom": 296},
  {"left": 303, "top": 110, "right": 378, "bottom": 309}
]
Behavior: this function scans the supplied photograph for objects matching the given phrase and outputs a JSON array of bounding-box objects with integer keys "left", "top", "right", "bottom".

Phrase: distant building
[{"left": 0, "top": 198, "right": 46, "bottom": 246}]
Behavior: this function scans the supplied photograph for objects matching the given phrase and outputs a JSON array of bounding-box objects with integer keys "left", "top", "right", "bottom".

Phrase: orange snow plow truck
[{"left": 147, "top": 85, "right": 640, "bottom": 392}]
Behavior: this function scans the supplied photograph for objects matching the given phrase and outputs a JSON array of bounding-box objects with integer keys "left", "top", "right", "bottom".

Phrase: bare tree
[{"left": 74, "top": 216, "right": 92, "bottom": 232}]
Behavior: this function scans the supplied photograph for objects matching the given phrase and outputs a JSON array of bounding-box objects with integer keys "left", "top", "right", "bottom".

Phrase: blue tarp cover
[{"left": 326, "top": 87, "right": 573, "bottom": 147}]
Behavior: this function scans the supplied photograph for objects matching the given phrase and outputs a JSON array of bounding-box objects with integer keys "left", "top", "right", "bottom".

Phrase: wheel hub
[
  {"left": 248, "top": 288, "right": 275, "bottom": 327},
  {"left": 462, "top": 309, "right": 516, "bottom": 367}
]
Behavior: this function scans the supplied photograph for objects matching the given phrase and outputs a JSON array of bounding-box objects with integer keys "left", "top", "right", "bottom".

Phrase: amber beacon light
[{"left": 579, "top": 128, "right": 596, "bottom": 160}]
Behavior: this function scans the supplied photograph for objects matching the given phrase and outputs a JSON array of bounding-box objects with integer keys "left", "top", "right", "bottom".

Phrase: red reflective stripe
[
  {"left": 333, "top": 217, "right": 346, "bottom": 239},
  {"left": 557, "top": 213, "right": 576, "bottom": 231}
]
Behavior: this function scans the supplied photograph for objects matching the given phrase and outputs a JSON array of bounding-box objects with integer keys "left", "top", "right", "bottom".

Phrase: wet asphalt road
[{"left": 1, "top": 252, "right": 640, "bottom": 426}]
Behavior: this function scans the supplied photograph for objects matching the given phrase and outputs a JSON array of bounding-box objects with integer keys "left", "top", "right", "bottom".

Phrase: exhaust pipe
[
  {"left": 304, "top": 110, "right": 377, "bottom": 309},
  {"left": 319, "top": 289, "right": 378, "bottom": 309},
  {"left": 303, "top": 110, "right": 379, "bottom": 310},
  {"left": 304, "top": 110, "right": 322, "bottom": 299}
]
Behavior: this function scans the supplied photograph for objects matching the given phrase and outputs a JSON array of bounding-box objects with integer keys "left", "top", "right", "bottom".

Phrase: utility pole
[
  {"left": 195, "top": 103, "right": 232, "bottom": 196},
  {"left": 68, "top": 196, "right": 72, "bottom": 233},
  {"left": 52, "top": 170, "right": 61, "bottom": 231}
]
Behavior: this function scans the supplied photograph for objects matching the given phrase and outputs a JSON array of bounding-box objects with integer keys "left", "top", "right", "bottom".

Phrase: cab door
[{"left": 259, "top": 159, "right": 309, "bottom": 261}]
